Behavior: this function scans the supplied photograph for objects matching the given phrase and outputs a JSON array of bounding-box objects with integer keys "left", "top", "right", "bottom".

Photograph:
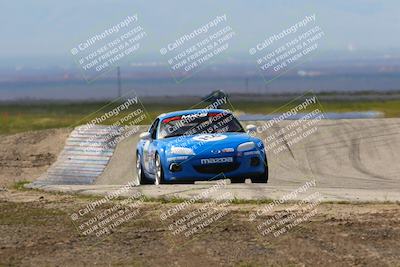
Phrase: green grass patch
[
  {"left": 12, "top": 180, "right": 31, "bottom": 191},
  {"left": 231, "top": 99, "right": 400, "bottom": 117},
  {"left": 1, "top": 99, "right": 400, "bottom": 134}
]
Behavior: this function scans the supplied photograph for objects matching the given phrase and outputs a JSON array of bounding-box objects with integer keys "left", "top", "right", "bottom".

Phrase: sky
[{"left": 1, "top": 0, "right": 399, "bottom": 63}]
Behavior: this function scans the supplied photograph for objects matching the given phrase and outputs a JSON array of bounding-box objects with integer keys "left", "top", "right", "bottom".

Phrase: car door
[{"left": 142, "top": 118, "right": 159, "bottom": 174}]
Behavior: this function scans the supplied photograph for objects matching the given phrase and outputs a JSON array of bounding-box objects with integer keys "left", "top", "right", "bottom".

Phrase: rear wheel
[{"left": 154, "top": 153, "right": 165, "bottom": 185}]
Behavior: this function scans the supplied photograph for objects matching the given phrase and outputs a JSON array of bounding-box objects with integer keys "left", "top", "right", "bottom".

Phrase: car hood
[{"left": 161, "top": 132, "right": 259, "bottom": 154}]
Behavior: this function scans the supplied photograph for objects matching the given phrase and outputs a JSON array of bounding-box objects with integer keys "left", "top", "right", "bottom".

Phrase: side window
[
  {"left": 149, "top": 119, "right": 159, "bottom": 139},
  {"left": 148, "top": 119, "right": 157, "bottom": 133}
]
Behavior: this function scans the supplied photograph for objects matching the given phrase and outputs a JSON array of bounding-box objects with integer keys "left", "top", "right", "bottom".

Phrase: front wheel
[
  {"left": 136, "top": 153, "right": 149, "bottom": 185},
  {"left": 230, "top": 178, "right": 245, "bottom": 183},
  {"left": 251, "top": 165, "right": 268, "bottom": 184},
  {"left": 154, "top": 153, "right": 165, "bottom": 185}
]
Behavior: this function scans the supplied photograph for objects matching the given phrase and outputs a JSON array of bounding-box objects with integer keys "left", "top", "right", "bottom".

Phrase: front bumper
[{"left": 163, "top": 150, "right": 267, "bottom": 181}]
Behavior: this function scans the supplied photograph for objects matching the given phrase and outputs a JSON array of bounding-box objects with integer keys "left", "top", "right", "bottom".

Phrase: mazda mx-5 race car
[{"left": 136, "top": 109, "right": 268, "bottom": 184}]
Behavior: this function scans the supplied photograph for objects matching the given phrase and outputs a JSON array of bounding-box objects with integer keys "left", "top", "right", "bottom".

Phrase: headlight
[
  {"left": 170, "top": 146, "right": 195, "bottom": 155},
  {"left": 237, "top": 142, "right": 255, "bottom": 152}
]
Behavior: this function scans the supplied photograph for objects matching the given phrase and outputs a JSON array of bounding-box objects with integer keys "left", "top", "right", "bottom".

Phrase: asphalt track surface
[{"left": 28, "top": 119, "right": 400, "bottom": 202}]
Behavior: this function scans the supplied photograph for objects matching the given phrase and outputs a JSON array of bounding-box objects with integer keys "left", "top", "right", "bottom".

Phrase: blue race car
[{"left": 136, "top": 109, "right": 268, "bottom": 184}]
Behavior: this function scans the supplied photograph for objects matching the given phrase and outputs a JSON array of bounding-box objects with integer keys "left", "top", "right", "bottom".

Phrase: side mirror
[
  {"left": 139, "top": 132, "right": 151, "bottom": 140},
  {"left": 246, "top": 124, "right": 257, "bottom": 133}
]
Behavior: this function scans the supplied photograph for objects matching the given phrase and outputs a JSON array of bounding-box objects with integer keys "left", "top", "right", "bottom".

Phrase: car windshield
[{"left": 158, "top": 112, "right": 244, "bottom": 139}]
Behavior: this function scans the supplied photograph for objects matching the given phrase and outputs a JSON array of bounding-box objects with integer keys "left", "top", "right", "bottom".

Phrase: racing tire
[
  {"left": 174, "top": 180, "right": 195, "bottom": 184},
  {"left": 251, "top": 164, "right": 268, "bottom": 184},
  {"left": 136, "top": 153, "right": 150, "bottom": 185},
  {"left": 154, "top": 153, "right": 165, "bottom": 185},
  {"left": 230, "top": 177, "right": 246, "bottom": 183}
]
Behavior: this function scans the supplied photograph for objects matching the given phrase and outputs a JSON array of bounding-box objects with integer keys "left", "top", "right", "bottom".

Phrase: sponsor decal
[
  {"left": 200, "top": 157, "right": 233, "bottom": 164},
  {"left": 181, "top": 112, "right": 207, "bottom": 121}
]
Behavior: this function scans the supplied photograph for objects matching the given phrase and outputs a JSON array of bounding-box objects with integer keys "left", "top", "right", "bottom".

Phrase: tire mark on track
[{"left": 349, "top": 138, "right": 390, "bottom": 181}]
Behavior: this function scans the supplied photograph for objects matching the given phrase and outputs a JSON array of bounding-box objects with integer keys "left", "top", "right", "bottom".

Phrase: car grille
[{"left": 194, "top": 163, "right": 240, "bottom": 174}]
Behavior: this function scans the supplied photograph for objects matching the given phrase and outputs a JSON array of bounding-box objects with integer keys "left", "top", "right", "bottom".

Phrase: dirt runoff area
[
  {"left": 0, "top": 189, "right": 399, "bottom": 266},
  {"left": 1, "top": 128, "right": 400, "bottom": 266},
  {"left": 0, "top": 128, "right": 71, "bottom": 189}
]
